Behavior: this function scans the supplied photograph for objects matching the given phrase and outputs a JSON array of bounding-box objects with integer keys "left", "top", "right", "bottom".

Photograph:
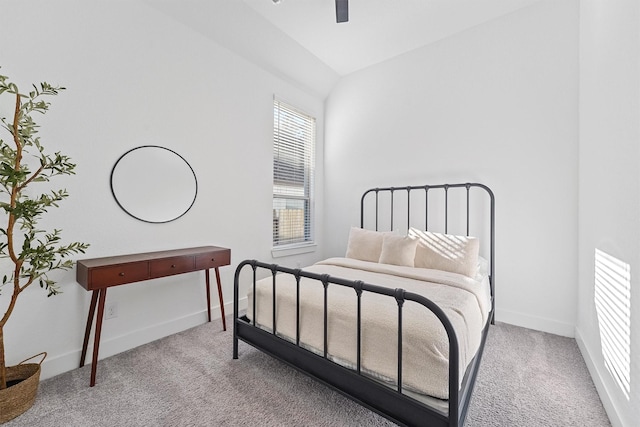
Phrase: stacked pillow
[{"left": 345, "top": 226, "right": 480, "bottom": 279}]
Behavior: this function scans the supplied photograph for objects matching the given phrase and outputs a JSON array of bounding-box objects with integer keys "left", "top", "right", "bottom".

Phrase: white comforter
[{"left": 246, "top": 257, "right": 491, "bottom": 400}]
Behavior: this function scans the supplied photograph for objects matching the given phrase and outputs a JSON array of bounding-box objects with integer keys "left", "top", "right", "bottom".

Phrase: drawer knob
[
  {"left": 171, "top": 264, "right": 176, "bottom": 268},
  {"left": 211, "top": 258, "right": 215, "bottom": 262},
  {"left": 119, "top": 272, "right": 125, "bottom": 277}
]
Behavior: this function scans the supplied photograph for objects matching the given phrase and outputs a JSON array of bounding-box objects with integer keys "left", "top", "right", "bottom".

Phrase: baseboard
[
  {"left": 575, "top": 327, "right": 624, "bottom": 427},
  {"left": 40, "top": 297, "right": 248, "bottom": 382},
  {"left": 496, "top": 308, "right": 575, "bottom": 337}
]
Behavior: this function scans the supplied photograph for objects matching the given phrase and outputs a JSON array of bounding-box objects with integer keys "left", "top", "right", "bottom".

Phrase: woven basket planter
[{"left": 0, "top": 352, "right": 45, "bottom": 424}]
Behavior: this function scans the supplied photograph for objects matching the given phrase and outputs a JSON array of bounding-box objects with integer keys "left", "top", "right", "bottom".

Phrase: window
[{"left": 273, "top": 98, "right": 316, "bottom": 248}]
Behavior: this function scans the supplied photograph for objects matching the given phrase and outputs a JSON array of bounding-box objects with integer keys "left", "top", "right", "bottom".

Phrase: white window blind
[{"left": 273, "top": 98, "right": 316, "bottom": 247}]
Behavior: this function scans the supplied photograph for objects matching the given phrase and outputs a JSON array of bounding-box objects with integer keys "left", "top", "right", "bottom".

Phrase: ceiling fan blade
[{"left": 336, "top": 0, "right": 348, "bottom": 23}]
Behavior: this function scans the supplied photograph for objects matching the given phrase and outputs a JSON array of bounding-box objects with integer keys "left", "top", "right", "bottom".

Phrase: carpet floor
[{"left": 5, "top": 321, "right": 611, "bottom": 426}]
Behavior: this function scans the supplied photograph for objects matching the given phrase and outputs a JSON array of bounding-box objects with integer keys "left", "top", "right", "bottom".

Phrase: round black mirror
[{"left": 110, "top": 145, "right": 197, "bottom": 223}]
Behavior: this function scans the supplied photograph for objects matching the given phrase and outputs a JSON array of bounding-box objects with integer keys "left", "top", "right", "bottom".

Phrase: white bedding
[{"left": 246, "top": 257, "right": 491, "bottom": 400}]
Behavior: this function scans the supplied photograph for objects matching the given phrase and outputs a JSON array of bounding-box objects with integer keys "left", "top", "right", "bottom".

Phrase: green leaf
[{"left": 0, "top": 72, "right": 89, "bottom": 313}]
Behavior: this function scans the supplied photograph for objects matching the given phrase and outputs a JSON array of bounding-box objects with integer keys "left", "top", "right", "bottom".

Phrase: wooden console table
[{"left": 76, "top": 245, "right": 231, "bottom": 386}]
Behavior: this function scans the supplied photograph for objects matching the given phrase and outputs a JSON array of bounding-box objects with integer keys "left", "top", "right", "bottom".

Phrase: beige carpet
[{"left": 5, "top": 321, "right": 611, "bottom": 426}]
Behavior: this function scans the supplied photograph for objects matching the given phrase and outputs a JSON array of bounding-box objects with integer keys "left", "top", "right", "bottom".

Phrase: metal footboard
[{"left": 233, "top": 261, "right": 487, "bottom": 426}]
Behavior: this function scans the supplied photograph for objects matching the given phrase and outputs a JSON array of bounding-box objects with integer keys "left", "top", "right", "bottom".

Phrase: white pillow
[
  {"left": 408, "top": 228, "right": 479, "bottom": 278},
  {"left": 345, "top": 227, "right": 388, "bottom": 262},
  {"left": 379, "top": 234, "right": 418, "bottom": 267}
]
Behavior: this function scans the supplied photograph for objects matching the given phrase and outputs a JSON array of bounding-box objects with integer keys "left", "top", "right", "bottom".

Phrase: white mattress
[{"left": 246, "top": 257, "right": 491, "bottom": 401}]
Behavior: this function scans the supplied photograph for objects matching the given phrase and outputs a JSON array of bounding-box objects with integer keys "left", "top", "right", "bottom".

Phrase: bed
[{"left": 233, "top": 182, "right": 495, "bottom": 427}]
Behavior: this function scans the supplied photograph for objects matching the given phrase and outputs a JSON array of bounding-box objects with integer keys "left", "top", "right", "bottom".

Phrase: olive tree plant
[{"left": 0, "top": 72, "right": 89, "bottom": 390}]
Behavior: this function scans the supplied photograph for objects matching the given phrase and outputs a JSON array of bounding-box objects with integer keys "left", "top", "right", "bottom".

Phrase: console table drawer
[
  {"left": 195, "top": 249, "right": 230, "bottom": 270},
  {"left": 90, "top": 263, "right": 149, "bottom": 288},
  {"left": 149, "top": 256, "right": 195, "bottom": 278}
]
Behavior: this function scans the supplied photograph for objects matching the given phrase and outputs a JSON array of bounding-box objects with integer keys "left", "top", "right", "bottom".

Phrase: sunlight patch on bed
[{"left": 594, "top": 248, "right": 631, "bottom": 400}]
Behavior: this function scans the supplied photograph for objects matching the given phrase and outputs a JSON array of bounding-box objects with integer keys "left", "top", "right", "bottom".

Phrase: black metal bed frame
[{"left": 233, "top": 183, "right": 495, "bottom": 427}]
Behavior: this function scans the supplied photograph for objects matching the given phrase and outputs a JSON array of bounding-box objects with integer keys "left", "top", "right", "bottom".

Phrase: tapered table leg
[
  {"left": 89, "top": 288, "right": 107, "bottom": 387},
  {"left": 205, "top": 269, "right": 212, "bottom": 322},
  {"left": 215, "top": 267, "right": 226, "bottom": 331},
  {"left": 80, "top": 290, "right": 99, "bottom": 367},
  {"left": 205, "top": 268, "right": 226, "bottom": 330}
]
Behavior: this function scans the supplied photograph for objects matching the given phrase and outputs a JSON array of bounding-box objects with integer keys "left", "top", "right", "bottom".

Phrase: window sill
[{"left": 271, "top": 243, "right": 317, "bottom": 258}]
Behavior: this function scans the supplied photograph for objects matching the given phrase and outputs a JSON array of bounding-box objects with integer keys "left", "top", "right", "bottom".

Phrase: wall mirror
[{"left": 110, "top": 145, "right": 198, "bottom": 223}]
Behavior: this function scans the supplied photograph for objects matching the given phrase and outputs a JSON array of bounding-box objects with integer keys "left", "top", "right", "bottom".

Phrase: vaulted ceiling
[
  {"left": 148, "top": 0, "right": 543, "bottom": 97},
  {"left": 242, "top": 0, "right": 543, "bottom": 75}
]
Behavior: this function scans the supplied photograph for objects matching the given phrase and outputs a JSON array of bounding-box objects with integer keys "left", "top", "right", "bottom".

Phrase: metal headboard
[{"left": 360, "top": 182, "right": 495, "bottom": 312}]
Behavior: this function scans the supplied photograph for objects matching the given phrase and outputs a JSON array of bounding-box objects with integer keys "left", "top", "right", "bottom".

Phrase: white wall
[
  {"left": 324, "top": 0, "right": 580, "bottom": 336},
  {"left": 0, "top": 0, "right": 326, "bottom": 380},
  {"left": 577, "top": 1, "right": 640, "bottom": 426}
]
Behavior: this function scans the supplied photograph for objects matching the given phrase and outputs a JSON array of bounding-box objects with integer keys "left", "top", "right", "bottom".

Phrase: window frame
[{"left": 272, "top": 98, "right": 316, "bottom": 251}]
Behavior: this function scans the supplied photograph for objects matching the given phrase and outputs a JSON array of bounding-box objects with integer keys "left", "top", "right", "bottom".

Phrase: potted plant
[{"left": 0, "top": 71, "right": 89, "bottom": 422}]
